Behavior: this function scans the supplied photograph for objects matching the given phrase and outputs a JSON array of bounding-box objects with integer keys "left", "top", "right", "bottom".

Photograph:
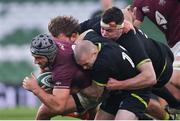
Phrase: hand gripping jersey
[
  {"left": 80, "top": 18, "right": 174, "bottom": 88},
  {"left": 117, "top": 28, "right": 174, "bottom": 87},
  {"left": 84, "top": 31, "right": 139, "bottom": 86},
  {"left": 83, "top": 31, "right": 150, "bottom": 119}
]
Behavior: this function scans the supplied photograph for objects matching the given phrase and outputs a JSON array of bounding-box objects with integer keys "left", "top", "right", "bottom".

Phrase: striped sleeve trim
[
  {"left": 54, "top": 86, "right": 70, "bottom": 89},
  {"left": 157, "top": 59, "right": 167, "bottom": 80},
  {"left": 92, "top": 80, "right": 107, "bottom": 87},
  {"left": 136, "top": 59, "right": 151, "bottom": 68}
]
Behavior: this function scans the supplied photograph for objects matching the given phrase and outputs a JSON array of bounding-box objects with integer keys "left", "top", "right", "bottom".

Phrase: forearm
[
  {"left": 33, "top": 88, "right": 59, "bottom": 111},
  {"left": 22, "top": 74, "right": 71, "bottom": 113},
  {"left": 121, "top": 71, "right": 156, "bottom": 90},
  {"left": 120, "top": 62, "right": 157, "bottom": 90},
  {"left": 33, "top": 88, "right": 66, "bottom": 112}
]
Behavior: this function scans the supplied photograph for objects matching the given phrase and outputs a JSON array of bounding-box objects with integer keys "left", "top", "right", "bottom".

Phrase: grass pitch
[
  {"left": 0, "top": 107, "right": 180, "bottom": 120},
  {"left": 0, "top": 107, "right": 78, "bottom": 120}
]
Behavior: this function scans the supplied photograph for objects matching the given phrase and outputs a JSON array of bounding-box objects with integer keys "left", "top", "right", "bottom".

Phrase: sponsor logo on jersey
[
  {"left": 55, "top": 82, "right": 62, "bottom": 86},
  {"left": 159, "top": 0, "right": 166, "bottom": 6},
  {"left": 142, "top": 6, "right": 150, "bottom": 13},
  {"left": 155, "top": 11, "right": 167, "bottom": 30}
]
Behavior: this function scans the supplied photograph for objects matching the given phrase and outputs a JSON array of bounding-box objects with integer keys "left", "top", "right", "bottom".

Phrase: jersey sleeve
[
  {"left": 132, "top": 0, "right": 145, "bottom": 22},
  {"left": 84, "top": 31, "right": 108, "bottom": 43},
  {"left": 72, "top": 69, "right": 92, "bottom": 89},
  {"left": 52, "top": 63, "right": 76, "bottom": 89},
  {"left": 91, "top": 61, "right": 110, "bottom": 87},
  {"left": 118, "top": 30, "right": 151, "bottom": 68}
]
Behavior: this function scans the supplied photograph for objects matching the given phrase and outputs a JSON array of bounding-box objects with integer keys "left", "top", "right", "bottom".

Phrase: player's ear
[
  {"left": 70, "top": 33, "right": 78, "bottom": 43},
  {"left": 91, "top": 47, "right": 98, "bottom": 59},
  {"left": 133, "top": 7, "right": 137, "bottom": 15},
  {"left": 31, "top": 72, "right": 36, "bottom": 79}
]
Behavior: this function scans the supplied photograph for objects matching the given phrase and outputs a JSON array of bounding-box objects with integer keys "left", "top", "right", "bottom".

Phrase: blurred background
[{"left": 0, "top": 0, "right": 165, "bottom": 119}]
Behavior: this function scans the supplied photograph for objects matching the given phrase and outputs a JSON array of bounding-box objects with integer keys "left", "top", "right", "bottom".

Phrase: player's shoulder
[
  {"left": 118, "top": 29, "right": 137, "bottom": 42},
  {"left": 99, "top": 42, "right": 124, "bottom": 59},
  {"left": 55, "top": 40, "right": 74, "bottom": 55},
  {"left": 84, "top": 30, "right": 108, "bottom": 44},
  {"left": 55, "top": 39, "right": 73, "bottom": 47}
]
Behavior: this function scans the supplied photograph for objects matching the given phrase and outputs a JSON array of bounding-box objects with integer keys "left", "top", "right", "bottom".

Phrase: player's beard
[{"left": 39, "top": 62, "right": 49, "bottom": 71}]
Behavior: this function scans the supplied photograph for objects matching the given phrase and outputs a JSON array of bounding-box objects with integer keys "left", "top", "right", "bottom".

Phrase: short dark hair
[
  {"left": 102, "top": 7, "right": 124, "bottom": 25},
  {"left": 48, "top": 16, "right": 80, "bottom": 37}
]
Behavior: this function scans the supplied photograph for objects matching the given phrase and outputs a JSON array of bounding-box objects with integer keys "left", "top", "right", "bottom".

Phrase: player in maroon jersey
[
  {"left": 132, "top": 0, "right": 179, "bottom": 47},
  {"left": 22, "top": 33, "right": 94, "bottom": 120},
  {"left": 131, "top": 0, "right": 180, "bottom": 91},
  {"left": 22, "top": 16, "right": 100, "bottom": 120}
]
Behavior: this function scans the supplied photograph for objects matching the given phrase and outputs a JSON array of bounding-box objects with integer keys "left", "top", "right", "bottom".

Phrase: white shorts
[{"left": 171, "top": 41, "right": 180, "bottom": 70}]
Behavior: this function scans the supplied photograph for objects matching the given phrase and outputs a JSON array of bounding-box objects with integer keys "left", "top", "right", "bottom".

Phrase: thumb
[
  {"left": 31, "top": 72, "right": 36, "bottom": 79},
  {"left": 133, "top": 7, "right": 137, "bottom": 15}
]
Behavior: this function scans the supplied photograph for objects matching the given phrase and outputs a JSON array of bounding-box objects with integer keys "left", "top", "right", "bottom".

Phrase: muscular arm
[
  {"left": 36, "top": 95, "right": 77, "bottom": 120},
  {"left": 107, "top": 62, "right": 157, "bottom": 90},
  {"left": 33, "top": 88, "right": 71, "bottom": 113},
  {"left": 23, "top": 74, "right": 76, "bottom": 113},
  {"left": 76, "top": 29, "right": 94, "bottom": 43}
]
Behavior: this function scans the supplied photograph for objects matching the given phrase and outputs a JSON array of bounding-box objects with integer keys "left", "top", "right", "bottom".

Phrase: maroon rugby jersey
[
  {"left": 132, "top": 0, "right": 180, "bottom": 47},
  {"left": 49, "top": 39, "right": 91, "bottom": 90}
]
